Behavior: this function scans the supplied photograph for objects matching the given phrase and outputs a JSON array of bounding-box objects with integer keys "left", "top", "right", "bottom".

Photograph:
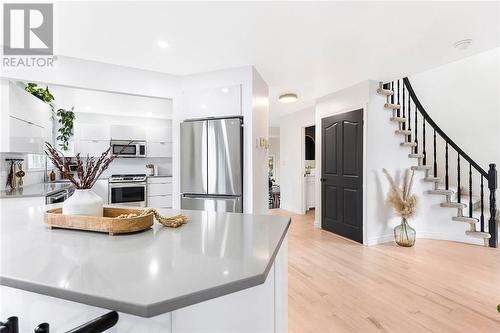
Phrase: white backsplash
[
  {"left": 101, "top": 157, "right": 172, "bottom": 178},
  {"left": 0, "top": 153, "right": 46, "bottom": 189},
  {"left": 1, "top": 152, "right": 172, "bottom": 189}
]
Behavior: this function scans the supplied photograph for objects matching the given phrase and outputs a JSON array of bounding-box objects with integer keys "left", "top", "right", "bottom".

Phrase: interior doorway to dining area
[{"left": 268, "top": 127, "right": 280, "bottom": 209}]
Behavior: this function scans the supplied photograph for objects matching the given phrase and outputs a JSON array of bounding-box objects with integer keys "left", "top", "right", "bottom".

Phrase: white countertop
[
  {"left": 0, "top": 203, "right": 290, "bottom": 317},
  {"left": 0, "top": 183, "right": 73, "bottom": 199}
]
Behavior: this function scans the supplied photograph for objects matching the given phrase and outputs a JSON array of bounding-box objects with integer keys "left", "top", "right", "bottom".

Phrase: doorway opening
[
  {"left": 268, "top": 127, "right": 280, "bottom": 209},
  {"left": 302, "top": 125, "right": 316, "bottom": 214}
]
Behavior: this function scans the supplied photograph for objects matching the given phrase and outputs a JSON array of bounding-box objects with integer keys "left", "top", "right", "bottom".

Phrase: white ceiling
[{"left": 49, "top": 2, "right": 500, "bottom": 123}]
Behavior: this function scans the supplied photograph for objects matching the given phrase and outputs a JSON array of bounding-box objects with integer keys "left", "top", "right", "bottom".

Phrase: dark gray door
[{"left": 321, "top": 109, "right": 363, "bottom": 243}]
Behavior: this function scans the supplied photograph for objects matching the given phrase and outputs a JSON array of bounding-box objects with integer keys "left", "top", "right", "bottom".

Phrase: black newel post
[{"left": 488, "top": 164, "right": 497, "bottom": 248}]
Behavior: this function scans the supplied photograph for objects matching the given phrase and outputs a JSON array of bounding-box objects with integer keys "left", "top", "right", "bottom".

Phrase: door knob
[{"left": 320, "top": 178, "right": 326, "bottom": 182}]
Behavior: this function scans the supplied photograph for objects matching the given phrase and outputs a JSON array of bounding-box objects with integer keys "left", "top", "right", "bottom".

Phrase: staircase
[{"left": 378, "top": 78, "right": 498, "bottom": 247}]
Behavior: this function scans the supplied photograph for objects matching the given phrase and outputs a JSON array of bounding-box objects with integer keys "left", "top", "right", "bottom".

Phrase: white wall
[
  {"left": 279, "top": 107, "right": 315, "bottom": 215},
  {"left": 409, "top": 47, "right": 500, "bottom": 191},
  {"left": 251, "top": 68, "right": 270, "bottom": 214}
]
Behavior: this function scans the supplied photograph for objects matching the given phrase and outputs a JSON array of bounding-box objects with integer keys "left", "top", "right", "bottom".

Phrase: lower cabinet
[
  {"left": 147, "top": 176, "right": 172, "bottom": 208},
  {"left": 92, "top": 179, "right": 109, "bottom": 204}
]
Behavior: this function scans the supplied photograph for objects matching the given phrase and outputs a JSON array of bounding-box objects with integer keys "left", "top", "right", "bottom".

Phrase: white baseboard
[{"left": 366, "top": 232, "right": 485, "bottom": 246}]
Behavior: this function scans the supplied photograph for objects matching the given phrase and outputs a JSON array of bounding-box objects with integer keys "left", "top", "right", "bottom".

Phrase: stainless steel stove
[
  {"left": 108, "top": 174, "right": 147, "bottom": 207},
  {"left": 109, "top": 174, "right": 147, "bottom": 183}
]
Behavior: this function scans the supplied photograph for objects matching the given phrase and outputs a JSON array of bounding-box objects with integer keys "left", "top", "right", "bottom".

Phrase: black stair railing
[{"left": 386, "top": 78, "right": 498, "bottom": 247}]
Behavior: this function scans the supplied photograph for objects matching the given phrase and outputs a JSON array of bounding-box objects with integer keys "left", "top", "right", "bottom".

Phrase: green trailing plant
[
  {"left": 55, "top": 107, "right": 75, "bottom": 151},
  {"left": 25, "top": 82, "right": 55, "bottom": 103},
  {"left": 24, "top": 82, "right": 75, "bottom": 151}
]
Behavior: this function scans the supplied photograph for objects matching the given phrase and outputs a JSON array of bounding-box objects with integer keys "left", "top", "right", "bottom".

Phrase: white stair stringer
[{"left": 377, "top": 82, "right": 492, "bottom": 246}]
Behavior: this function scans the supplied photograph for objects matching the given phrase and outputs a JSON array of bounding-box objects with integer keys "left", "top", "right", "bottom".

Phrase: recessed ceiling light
[
  {"left": 157, "top": 40, "right": 169, "bottom": 49},
  {"left": 279, "top": 93, "right": 298, "bottom": 104},
  {"left": 454, "top": 39, "right": 472, "bottom": 50},
  {"left": 221, "top": 87, "right": 229, "bottom": 93},
  {"left": 200, "top": 104, "right": 207, "bottom": 109}
]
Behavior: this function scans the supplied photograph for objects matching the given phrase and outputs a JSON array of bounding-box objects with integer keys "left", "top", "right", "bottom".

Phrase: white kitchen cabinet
[
  {"left": 147, "top": 195, "right": 172, "bottom": 208},
  {"left": 4, "top": 81, "right": 54, "bottom": 153},
  {"left": 76, "top": 140, "right": 110, "bottom": 157},
  {"left": 110, "top": 124, "right": 146, "bottom": 141},
  {"left": 75, "top": 123, "right": 110, "bottom": 141},
  {"left": 181, "top": 84, "right": 241, "bottom": 119},
  {"left": 92, "top": 178, "right": 109, "bottom": 204},
  {"left": 147, "top": 176, "right": 172, "bottom": 208},
  {"left": 146, "top": 123, "right": 172, "bottom": 143},
  {"left": 9, "top": 81, "right": 52, "bottom": 129},
  {"left": 9, "top": 116, "right": 47, "bottom": 154},
  {"left": 147, "top": 142, "right": 172, "bottom": 158}
]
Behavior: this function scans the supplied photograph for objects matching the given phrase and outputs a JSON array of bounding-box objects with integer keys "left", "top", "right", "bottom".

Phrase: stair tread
[
  {"left": 452, "top": 216, "right": 478, "bottom": 223},
  {"left": 384, "top": 103, "right": 401, "bottom": 110},
  {"left": 395, "top": 130, "right": 412, "bottom": 135},
  {"left": 424, "top": 176, "right": 441, "bottom": 182},
  {"left": 428, "top": 189, "right": 454, "bottom": 195},
  {"left": 465, "top": 231, "right": 491, "bottom": 239},
  {"left": 412, "top": 165, "right": 432, "bottom": 170},
  {"left": 377, "top": 88, "right": 394, "bottom": 96},
  {"left": 441, "top": 202, "right": 467, "bottom": 209},
  {"left": 409, "top": 153, "right": 425, "bottom": 158},
  {"left": 401, "top": 142, "right": 417, "bottom": 147},
  {"left": 390, "top": 117, "right": 407, "bottom": 122}
]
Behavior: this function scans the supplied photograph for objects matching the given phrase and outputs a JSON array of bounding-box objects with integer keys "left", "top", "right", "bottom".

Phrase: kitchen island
[{"left": 0, "top": 201, "right": 290, "bottom": 332}]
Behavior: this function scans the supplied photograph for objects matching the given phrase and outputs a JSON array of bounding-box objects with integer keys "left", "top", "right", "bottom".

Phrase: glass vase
[{"left": 394, "top": 218, "right": 416, "bottom": 247}]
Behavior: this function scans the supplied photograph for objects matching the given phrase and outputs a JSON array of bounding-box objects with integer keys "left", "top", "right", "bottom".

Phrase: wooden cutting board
[{"left": 45, "top": 207, "right": 153, "bottom": 235}]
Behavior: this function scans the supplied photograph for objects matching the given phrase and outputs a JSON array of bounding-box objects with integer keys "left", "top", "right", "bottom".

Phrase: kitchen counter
[
  {"left": 0, "top": 182, "right": 73, "bottom": 199},
  {"left": 0, "top": 202, "right": 290, "bottom": 320}
]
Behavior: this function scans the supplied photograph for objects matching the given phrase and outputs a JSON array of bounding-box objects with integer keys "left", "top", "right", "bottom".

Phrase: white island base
[{"left": 1, "top": 239, "right": 287, "bottom": 333}]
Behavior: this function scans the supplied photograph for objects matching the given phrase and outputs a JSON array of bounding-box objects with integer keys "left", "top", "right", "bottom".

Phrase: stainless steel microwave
[{"left": 110, "top": 140, "right": 147, "bottom": 158}]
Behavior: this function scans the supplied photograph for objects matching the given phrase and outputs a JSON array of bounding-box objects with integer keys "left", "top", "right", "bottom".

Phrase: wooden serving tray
[{"left": 45, "top": 207, "right": 154, "bottom": 235}]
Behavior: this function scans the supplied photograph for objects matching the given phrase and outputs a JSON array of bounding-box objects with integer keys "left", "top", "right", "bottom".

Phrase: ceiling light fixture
[
  {"left": 453, "top": 39, "right": 472, "bottom": 50},
  {"left": 279, "top": 93, "right": 298, "bottom": 104},
  {"left": 157, "top": 40, "right": 169, "bottom": 49},
  {"left": 221, "top": 87, "right": 229, "bottom": 93}
]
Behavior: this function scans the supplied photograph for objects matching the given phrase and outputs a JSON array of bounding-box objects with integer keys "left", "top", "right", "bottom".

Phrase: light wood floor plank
[{"left": 271, "top": 209, "right": 500, "bottom": 333}]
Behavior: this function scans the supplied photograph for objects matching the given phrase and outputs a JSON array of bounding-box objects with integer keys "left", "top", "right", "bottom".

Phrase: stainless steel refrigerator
[{"left": 180, "top": 117, "right": 243, "bottom": 213}]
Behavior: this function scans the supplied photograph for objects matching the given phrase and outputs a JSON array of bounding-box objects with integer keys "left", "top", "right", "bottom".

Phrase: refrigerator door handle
[{"left": 182, "top": 194, "right": 239, "bottom": 200}]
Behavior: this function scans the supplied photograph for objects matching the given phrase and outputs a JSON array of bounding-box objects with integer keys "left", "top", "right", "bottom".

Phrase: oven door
[{"left": 109, "top": 183, "right": 146, "bottom": 207}]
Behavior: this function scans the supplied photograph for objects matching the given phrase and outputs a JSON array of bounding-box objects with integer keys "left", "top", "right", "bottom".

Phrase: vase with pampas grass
[{"left": 383, "top": 168, "right": 418, "bottom": 247}]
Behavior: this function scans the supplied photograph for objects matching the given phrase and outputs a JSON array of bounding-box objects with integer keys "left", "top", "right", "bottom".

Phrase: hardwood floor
[{"left": 270, "top": 209, "right": 500, "bottom": 333}]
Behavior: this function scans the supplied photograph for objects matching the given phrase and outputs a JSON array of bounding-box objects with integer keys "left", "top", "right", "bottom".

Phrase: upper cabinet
[
  {"left": 1, "top": 81, "right": 53, "bottom": 154},
  {"left": 76, "top": 123, "right": 110, "bottom": 141},
  {"left": 9, "top": 82, "right": 52, "bottom": 129},
  {"left": 110, "top": 125, "right": 146, "bottom": 141},
  {"left": 181, "top": 84, "right": 241, "bottom": 120}
]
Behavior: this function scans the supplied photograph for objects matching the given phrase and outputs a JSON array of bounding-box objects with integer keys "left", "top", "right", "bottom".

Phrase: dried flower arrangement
[
  {"left": 45, "top": 142, "right": 117, "bottom": 189},
  {"left": 383, "top": 168, "right": 417, "bottom": 219}
]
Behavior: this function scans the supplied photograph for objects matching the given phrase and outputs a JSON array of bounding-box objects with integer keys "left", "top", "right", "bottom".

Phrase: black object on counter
[
  {"left": 0, "top": 316, "right": 19, "bottom": 333},
  {"left": 34, "top": 323, "right": 49, "bottom": 333},
  {"left": 66, "top": 311, "right": 119, "bottom": 333}
]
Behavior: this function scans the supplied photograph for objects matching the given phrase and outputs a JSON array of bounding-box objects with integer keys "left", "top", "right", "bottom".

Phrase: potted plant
[
  {"left": 383, "top": 168, "right": 418, "bottom": 247},
  {"left": 45, "top": 142, "right": 118, "bottom": 217}
]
